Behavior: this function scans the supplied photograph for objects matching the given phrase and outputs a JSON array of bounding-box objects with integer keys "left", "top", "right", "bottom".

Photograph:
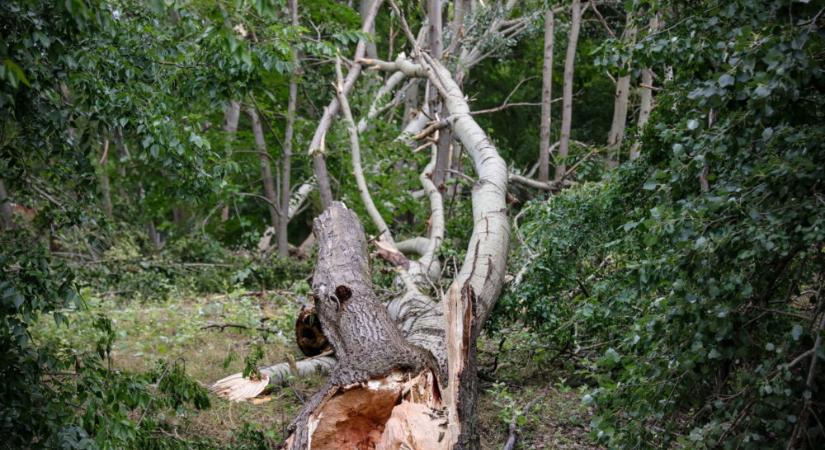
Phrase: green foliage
[
  {"left": 502, "top": 1, "right": 825, "bottom": 447},
  {"left": 1, "top": 232, "right": 211, "bottom": 448}
]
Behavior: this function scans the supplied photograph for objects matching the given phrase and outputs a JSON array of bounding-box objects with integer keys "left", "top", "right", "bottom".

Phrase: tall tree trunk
[
  {"left": 538, "top": 9, "right": 555, "bottom": 183},
  {"left": 114, "top": 127, "right": 128, "bottom": 178},
  {"left": 223, "top": 100, "right": 241, "bottom": 150},
  {"left": 606, "top": 19, "right": 637, "bottom": 167},
  {"left": 555, "top": 0, "right": 581, "bottom": 181},
  {"left": 221, "top": 100, "right": 241, "bottom": 220},
  {"left": 360, "top": 0, "right": 378, "bottom": 59},
  {"left": 0, "top": 179, "right": 13, "bottom": 230},
  {"left": 146, "top": 221, "right": 162, "bottom": 250},
  {"left": 247, "top": 107, "right": 279, "bottom": 228},
  {"left": 630, "top": 15, "right": 660, "bottom": 160},
  {"left": 428, "top": 0, "right": 450, "bottom": 191},
  {"left": 98, "top": 137, "right": 113, "bottom": 218},
  {"left": 279, "top": 0, "right": 300, "bottom": 258},
  {"left": 307, "top": 0, "right": 384, "bottom": 208}
]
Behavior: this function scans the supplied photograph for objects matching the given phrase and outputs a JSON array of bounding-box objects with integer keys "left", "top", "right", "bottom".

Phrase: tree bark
[
  {"left": 630, "top": 15, "right": 660, "bottom": 161},
  {"left": 279, "top": 0, "right": 300, "bottom": 257},
  {"left": 284, "top": 203, "right": 440, "bottom": 450},
  {"left": 0, "top": 179, "right": 13, "bottom": 230},
  {"left": 223, "top": 100, "right": 241, "bottom": 150},
  {"left": 246, "top": 106, "right": 279, "bottom": 228},
  {"left": 538, "top": 9, "right": 555, "bottom": 183},
  {"left": 365, "top": 51, "right": 511, "bottom": 449},
  {"left": 402, "top": 79, "right": 420, "bottom": 127},
  {"left": 428, "top": 0, "right": 451, "bottom": 192},
  {"left": 221, "top": 100, "right": 241, "bottom": 220},
  {"left": 307, "top": 0, "right": 384, "bottom": 208},
  {"left": 555, "top": 0, "right": 581, "bottom": 181},
  {"left": 98, "top": 137, "right": 113, "bottom": 218},
  {"left": 360, "top": 0, "right": 378, "bottom": 59},
  {"left": 606, "top": 19, "right": 637, "bottom": 167}
]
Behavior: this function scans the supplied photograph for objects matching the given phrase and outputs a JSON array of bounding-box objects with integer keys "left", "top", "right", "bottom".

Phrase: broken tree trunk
[{"left": 284, "top": 202, "right": 443, "bottom": 450}]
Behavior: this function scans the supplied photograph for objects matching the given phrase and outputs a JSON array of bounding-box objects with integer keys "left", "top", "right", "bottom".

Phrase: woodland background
[{"left": 1, "top": 0, "right": 824, "bottom": 448}]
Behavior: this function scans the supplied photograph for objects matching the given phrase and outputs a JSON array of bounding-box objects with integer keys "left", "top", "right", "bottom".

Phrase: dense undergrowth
[{"left": 497, "top": 1, "right": 825, "bottom": 447}]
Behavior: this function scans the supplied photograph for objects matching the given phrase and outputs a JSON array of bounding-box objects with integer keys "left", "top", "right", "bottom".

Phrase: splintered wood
[
  {"left": 285, "top": 370, "right": 448, "bottom": 450},
  {"left": 210, "top": 372, "right": 270, "bottom": 402}
]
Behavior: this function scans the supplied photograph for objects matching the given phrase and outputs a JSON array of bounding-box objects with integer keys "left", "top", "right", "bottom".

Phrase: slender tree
[
  {"left": 360, "top": 0, "right": 378, "bottom": 59},
  {"left": 630, "top": 15, "right": 659, "bottom": 160},
  {"left": 278, "top": 0, "right": 300, "bottom": 257},
  {"left": 247, "top": 106, "right": 279, "bottom": 228},
  {"left": 428, "top": 0, "right": 451, "bottom": 191},
  {"left": 606, "top": 18, "right": 637, "bottom": 166},
  {"left": 538, "top": 9, "right": 555, "bottom": 183},
  {"left": 98, "top": 137, "right": 113, "bottom": 218},
  {"left": 555, "top": 0, "right": 581, "bottom": 181}
]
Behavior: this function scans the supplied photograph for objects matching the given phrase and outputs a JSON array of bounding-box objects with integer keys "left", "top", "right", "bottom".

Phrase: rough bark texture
[
  {"left": 538, "top": 9, "right": 555, "bottom": 183},
  {"left": 247, "top": 107, "right": 279, "bottom": 228},
  {"left": 556, "top": 0, "right": 581, "bottom": 181},
  {"left": 285, "top": 203, "right": 439, "bottom": 450},
  {"left": 307, "top": 0, "right": 384, "bottom": 208}
]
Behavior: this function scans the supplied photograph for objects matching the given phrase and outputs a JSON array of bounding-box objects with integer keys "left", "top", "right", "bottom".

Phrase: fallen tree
[{"left": 212, "top": 2, "right": 526, "bottom": 448}]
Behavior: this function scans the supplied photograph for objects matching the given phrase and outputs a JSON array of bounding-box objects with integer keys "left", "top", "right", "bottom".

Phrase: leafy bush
[
  {"left": 500, "top": 1, "right": 825, "bottom": 447},
  {"left": 1, "top": 230, "right": 212, "bottom": 449}
]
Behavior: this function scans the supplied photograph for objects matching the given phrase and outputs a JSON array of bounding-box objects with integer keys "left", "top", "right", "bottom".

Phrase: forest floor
[{"left": 36, "top": 289, "right": 600, "bottom": 449}]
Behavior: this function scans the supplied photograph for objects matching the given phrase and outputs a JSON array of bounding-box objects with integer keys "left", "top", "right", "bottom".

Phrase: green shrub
[{"left": 501, "top": 1, "right": 825, "bottom": 447}]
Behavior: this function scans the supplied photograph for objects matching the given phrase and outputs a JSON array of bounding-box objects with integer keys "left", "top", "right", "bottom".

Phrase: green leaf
[
  {"left": 718, "top": 74, "right": 734, "bottom": 87},
  {"left": 2, "top": 59, "right": 31, "bottom": 87}
]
